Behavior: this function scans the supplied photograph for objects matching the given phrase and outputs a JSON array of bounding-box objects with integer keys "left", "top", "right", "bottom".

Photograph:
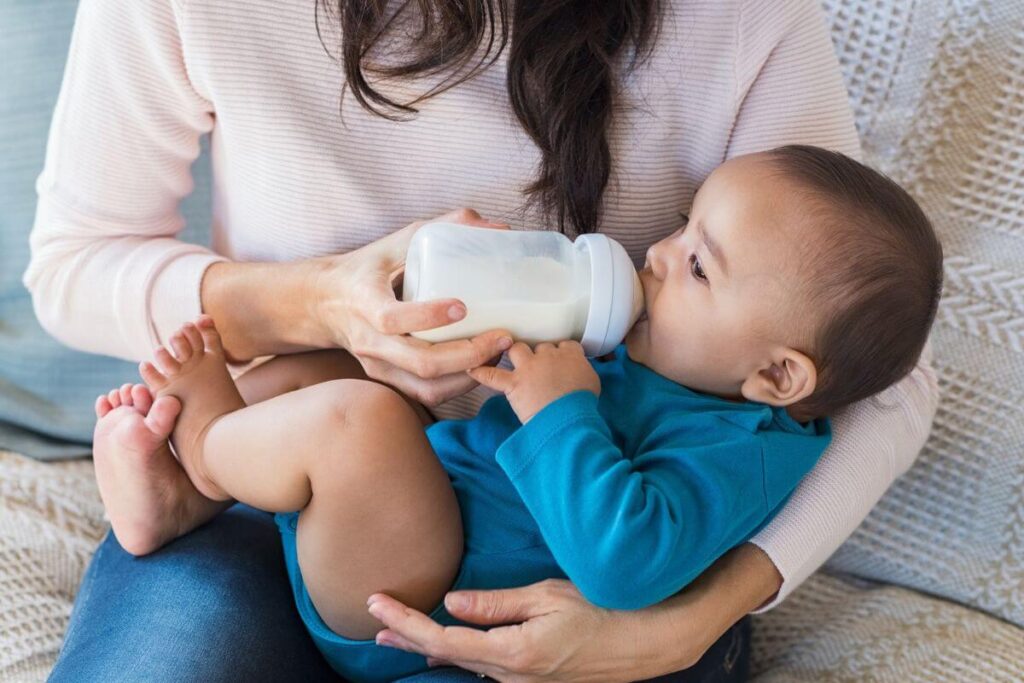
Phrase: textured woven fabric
[
  {"left": 819, "top": 0, "right": 1024, "bottom": 630},
  {"left": 751, "top": 572, "right": 1024, "bottom": 682},
  {"left": 0, "top": 451, "right": 104, "bottom": 682}
]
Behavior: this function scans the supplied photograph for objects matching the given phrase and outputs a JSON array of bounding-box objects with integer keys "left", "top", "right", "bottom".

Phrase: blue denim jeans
[{"left": 49, "top": 505, "right": 750, "bottom": 682}]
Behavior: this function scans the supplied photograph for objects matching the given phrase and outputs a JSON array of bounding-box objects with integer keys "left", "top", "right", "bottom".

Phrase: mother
[{"left": 25, "top": 0, "right": 937, "bottom": 680}]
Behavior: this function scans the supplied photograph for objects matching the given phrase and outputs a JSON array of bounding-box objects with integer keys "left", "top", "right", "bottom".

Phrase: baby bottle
[{"left": 401, "top": 222, "right": 644, "bottom": 357}]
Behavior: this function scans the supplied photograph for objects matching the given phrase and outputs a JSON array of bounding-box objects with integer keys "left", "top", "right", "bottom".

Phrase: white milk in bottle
[{"left": 402, "top": 222, "right": 643, "bottom": 356}]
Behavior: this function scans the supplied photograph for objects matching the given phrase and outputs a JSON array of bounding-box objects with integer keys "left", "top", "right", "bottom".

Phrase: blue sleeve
[{"left": 495, "top": 391, "right": 769, "bottom": 610}]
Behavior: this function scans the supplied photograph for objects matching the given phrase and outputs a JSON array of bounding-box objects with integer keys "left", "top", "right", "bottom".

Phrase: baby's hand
[{"left": 467, "top": 341, "right": 601, "bottom": 424}]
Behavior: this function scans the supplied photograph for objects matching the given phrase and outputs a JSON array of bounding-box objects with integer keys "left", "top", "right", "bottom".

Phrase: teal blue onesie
[{"left": 275, "top": 344, "right": 831, "bottom": 682}]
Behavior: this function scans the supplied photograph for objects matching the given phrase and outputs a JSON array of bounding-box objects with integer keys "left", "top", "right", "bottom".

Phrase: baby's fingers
[
  {"left": 467, "top": 366, "right": 516, "bottom": 393},
  {"left": 506, "top": 342, "right": 533, "bottom": 367}
]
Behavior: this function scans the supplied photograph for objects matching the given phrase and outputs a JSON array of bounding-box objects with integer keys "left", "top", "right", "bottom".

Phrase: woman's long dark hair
[{"left": 315, "top": 0, "right": 663, "bottom": 236}]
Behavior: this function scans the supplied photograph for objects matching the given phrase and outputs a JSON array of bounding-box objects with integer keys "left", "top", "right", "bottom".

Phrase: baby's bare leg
[
  {"left": 205, "top": 380, "right": 462, "bottom": 638},
  {"left": 234, "top": 349, "right": 434, "bottom": 427},
  {"left": 92, "top": 347, "right": 421, "bottom": 556},
  {"left": 144, "top": 318, "right": 461, "bottom": 639}
]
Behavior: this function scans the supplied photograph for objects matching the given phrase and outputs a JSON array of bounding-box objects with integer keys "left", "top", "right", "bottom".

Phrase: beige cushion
[
  {"left": 0, "top": 451, "right": 104, "bottom": 682},
  {"left": 820, "top": 0, "right": 1024, "bottom": 628},
  {"left": 752, "top": 572, "right": 1024, "bottom": 682}
]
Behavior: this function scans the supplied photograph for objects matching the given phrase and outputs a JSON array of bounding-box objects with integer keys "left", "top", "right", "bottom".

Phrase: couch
[{"left": 2, "top": 0, "right": 1023, "bottom": 680}]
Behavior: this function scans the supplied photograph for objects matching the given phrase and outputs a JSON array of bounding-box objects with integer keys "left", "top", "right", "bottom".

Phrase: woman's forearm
[
  {"left": 636, "top": 543, "right": 782, "bottom": 672},
  {"left": 200, "top": 258, "right": 332, "bottom": 363}
]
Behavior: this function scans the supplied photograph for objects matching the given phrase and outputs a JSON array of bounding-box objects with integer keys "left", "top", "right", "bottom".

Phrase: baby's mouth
[{"left": 636, "top": 268, "right": 651, "bottom": 324}]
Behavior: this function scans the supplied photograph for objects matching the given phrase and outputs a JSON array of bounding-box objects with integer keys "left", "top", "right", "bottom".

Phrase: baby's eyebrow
[{"left": 698, "top": 220, "right": 728, "bottom": 277}]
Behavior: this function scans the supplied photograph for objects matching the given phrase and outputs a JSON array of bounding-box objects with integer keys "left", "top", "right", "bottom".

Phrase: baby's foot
[
  {"left": 93, "top": 382, "right": 196, "bottom": 555},
  {"left": 140, "top": 315, "right": 245, "bottom": 502}
]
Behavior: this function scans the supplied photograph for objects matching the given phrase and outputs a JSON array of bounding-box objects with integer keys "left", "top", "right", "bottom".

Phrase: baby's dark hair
[{"left": 766, "top": 145, "right": 943, "bottom": 421}]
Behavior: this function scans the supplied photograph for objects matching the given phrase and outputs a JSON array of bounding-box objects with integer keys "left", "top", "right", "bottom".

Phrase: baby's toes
[
  {"left": 168, "top": 330, "right": 193, "bottom": 364},
  {"left": 153, "top": 346, "right": 182, "bottom": 377},
  {"left": 95, "top": 394, "right": 113, "bottom": 418},
  {"left": 195, "top": 315, "right": 224, "bottom": 354},
  {"left": 139, "top": 361, "right": 168, "bottom": 390},
  {"left": 143, "top": 395, "right": 181, "bottom": 438},
  {"left": 107, "top": 388, "right": 122, "bottom": 409},
  {"left": 118, "top": 383, "right": 134, "bottom": 406},
  {"left": 131, "top": 384, "right": 153, "bottom": 413},
  {"left": 181, "top": 323, "right": 205, "bottom": 357}
]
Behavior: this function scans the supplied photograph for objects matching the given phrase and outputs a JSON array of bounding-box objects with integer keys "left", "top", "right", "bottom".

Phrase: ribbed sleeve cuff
[
  {"left": 495, "top": 390, "right": 601, "bottom": 479},
  {"left": 147, "top": 249, "right": 230, "bottom": 351},
  {"left": 745, "top": 538, "right": 805, "bottom": 613}
]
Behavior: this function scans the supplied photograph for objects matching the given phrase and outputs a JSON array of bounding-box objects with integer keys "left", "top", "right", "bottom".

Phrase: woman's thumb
[{"left": 443, "top": 587, "right": 544, "bottom": 625}]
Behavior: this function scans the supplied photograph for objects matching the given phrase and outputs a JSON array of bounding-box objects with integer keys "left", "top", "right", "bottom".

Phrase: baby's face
[{"left": 625, "top": 153, "right": 813, "bottom": 400}]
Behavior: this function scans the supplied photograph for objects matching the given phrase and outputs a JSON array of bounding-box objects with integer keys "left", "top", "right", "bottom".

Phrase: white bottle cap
[{"left": 576, "top": 234, "right": 645, "bottom": 357}]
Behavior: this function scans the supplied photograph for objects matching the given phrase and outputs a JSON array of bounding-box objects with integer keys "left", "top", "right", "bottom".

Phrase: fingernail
[
  {"left": 366, "top": 595, "right": 377, "bottom": 607},
  {"left": 367, "top": 602, "right": 382, "bottom": 618},
  {"left": 445, "top": 593, "right": 470, "bottom": 612},
  {"left": 448, "top": 305, "right": 466, "bottom": 321},
  {"left": 376, "top": 634, "right": 394, "bottom": 647},
  {"left": 498, "top": 337, "right": 513, "bottom": 351}
]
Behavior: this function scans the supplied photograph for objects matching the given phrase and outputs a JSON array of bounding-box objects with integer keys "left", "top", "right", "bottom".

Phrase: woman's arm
[
  {"left": 201, "top": 209, "right": 515, "bottom": 406},
  {"left": 368, "top": 543, "right": 780, "bottom": 681},
  {"left": 21, "top": 3, "right": 509, "bottom": 404},
  {"left": 23, "top": 0, "right": 224, "bottom": 361}
]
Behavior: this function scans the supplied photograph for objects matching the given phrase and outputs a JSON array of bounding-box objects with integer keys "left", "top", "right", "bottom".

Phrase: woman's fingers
[
  {"left": 359, "top": 330, "right": 513, "bottom": 380},
  {"left": 367, "top": 594, "right": 513, "bottom": 668},
  {"left": 438, "top": 207, "right": 508, "bottom": 229},
  {"left": 360, "top": 357, "right": 481, "bottom": 407},
  {"left": 442, "top": 584, "right": 554, "bottom": 626},
  {"left": 368, "top": 293, "right": 467, "bottom": 336},
  {"left": 382, "top": 209, "right": 506, "bottom": 265}
]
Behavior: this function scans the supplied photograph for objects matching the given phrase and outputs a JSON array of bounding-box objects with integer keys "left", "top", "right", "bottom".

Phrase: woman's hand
[
  {"left": 366, "top": 544, "right": 782, "bottom": 682},
  {"left": 310, "top": 208, "right": 515, "bottom": 407},
  {"left": 368, "top": 580, "right": 666, "bottom": 683},
  {"left": 469, "top": 341, "right": 601, "bottom": 423}
]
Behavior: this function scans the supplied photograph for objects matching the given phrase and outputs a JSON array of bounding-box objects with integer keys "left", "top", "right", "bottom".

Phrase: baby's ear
[{"left": 740, "top": 348, "right": 816, "bottom": 407}]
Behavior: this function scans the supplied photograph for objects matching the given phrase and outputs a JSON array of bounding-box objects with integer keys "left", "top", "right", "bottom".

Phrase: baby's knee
[{"left": 314, "top": 379, "right": 413, "bottom": 431}]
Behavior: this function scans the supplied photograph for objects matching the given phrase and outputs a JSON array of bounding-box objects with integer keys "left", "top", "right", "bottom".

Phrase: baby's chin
[
  {"left": 623, "top": 323, "right": 647, "bottom": 364},
  {"left": 623, "top": 326, "right": 701, "bottom": 389}
]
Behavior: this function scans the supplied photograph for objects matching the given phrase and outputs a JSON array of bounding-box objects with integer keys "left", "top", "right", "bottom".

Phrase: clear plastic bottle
[{"left": 401, "top": 222, "right": 644, "bottom": 356}]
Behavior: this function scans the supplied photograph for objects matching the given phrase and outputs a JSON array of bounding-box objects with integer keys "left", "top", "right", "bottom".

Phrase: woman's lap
[{"left": 50, "top": 503, "right": 750, "bottom": 682}]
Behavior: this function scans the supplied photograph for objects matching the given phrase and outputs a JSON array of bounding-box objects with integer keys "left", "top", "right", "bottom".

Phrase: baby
[{"left": 92, "top": 145, "right": 942, "bottom": 682}]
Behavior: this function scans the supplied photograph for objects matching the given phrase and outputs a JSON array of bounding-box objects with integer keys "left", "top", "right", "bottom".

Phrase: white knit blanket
[
  {"left": 3, "top": 0, "right": 1024, "bottom": 681},
  {"left": 817, "top": 0, "right": 1024, "bottom": 629}
]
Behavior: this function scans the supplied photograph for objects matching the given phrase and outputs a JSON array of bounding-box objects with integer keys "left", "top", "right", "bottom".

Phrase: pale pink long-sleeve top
[{"left": 23, "top": 0, "right": 938, "bottom": 610}]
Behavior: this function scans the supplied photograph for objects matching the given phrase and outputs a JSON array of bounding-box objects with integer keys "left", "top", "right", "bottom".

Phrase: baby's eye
[{"left": 689, "top": 254, "right": 708, "bottom": 283}]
